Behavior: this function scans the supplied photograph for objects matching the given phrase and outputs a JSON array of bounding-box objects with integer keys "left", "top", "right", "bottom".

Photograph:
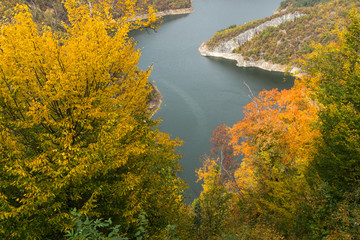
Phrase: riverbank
[
  {"left": 134, "top": 7, "right": 194, "bottom": 21},
  {"left": 144, "top": 3, "right": 195, "bottom": 116},
  {"left": 154, "top": 0, "right": 195, "bottom": 17},
  {"left": 156, "top": 7, "right": 194, "bottom": 17},
  {"left": 154, "top": 0, "right": 196, "bottom": 18},
  {"left": 142, "top": 5, "right": 194, "bottom": 117},
  {"left": 148, "top": 83, "right": 163, "bottom": 117},
  {"left": 199, "top": 41, "right": 300, "bottom": 73},
  {"left": 199, "top": 12, "right": 304, "bottom": 74}
]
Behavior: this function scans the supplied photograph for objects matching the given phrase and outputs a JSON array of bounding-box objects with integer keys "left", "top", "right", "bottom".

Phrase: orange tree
[
  {"left": 0, "top": 1, "right": 186, "bottom": 239},
  {"left": 194, "top": 81, "right": 320, "bottom": 239},
  {"left": 228, "top": 82, "right": 319, "bottom": 237}
]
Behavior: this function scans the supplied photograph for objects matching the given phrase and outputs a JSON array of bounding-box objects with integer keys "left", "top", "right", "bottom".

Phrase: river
[{"left": 132, "top": 0, "right": 294, "bottom": 200}]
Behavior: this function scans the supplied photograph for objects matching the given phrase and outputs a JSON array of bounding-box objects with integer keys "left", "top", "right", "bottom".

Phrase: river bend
[{"left": 132, "top": 0, "right": 294, "bottom": 199}]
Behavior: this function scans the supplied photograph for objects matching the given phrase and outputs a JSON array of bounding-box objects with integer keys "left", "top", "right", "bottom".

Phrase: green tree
[
  {"left": 305, "top": 9, "right": 360, "bottom": 194},
  {"left": 0, "top": 1, "right": 185, "bottom": 239},
  {"left": 64, "top": 208, "right": 126, "bottom": 240},
  {"left": 295, "top": 9, "right": 360, "bottom": 239}
]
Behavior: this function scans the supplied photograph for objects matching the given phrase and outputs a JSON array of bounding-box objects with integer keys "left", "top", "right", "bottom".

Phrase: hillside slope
[
  {"left": 0, "top": 0, "right": 192, "bottom": 31},
  {"left": 200, "top": 0, "right": 359, "bottom": 71}
]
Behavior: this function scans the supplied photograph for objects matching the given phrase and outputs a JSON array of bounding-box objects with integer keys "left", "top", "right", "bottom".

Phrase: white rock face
[{"left": 199, "top": 12, "right": 304, "bottom": 74}]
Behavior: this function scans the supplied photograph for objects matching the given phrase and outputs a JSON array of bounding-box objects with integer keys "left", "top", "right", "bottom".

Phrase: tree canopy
[
  {"left": 192, "top": 8, "right": 360, "bottom": 240},
  {"left": 305, "top": 8, "right": 360, "bottom": 194},
  {"left": 0, "top": 1, "right": 186, "bottom": 239}
]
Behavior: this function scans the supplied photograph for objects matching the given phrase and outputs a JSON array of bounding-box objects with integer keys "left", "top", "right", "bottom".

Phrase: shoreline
[
  {"left": 156, "top": 7, "right": 195, "bottom": 18},
  {"left": 135, "top": 7, "right": 194, "bottom": 21},
  {"left": 148, "top": 83, "right": 163, "bottom": 118},
  {"left": 154, "top": 0, "right": 195, "bottom": 18},
  {"left": 145, "top": 4, "right": 195, "bottom": 116},
  {"left": 199, "top": 41, "right": 299, "bottom": 74},
  {"left": 198, "top": 12, "right": 304, "bottom": 74}
]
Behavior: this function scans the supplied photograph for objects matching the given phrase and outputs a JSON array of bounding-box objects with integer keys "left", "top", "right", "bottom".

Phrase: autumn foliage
[
  {"left": 193, "top": 8, "right": 360, "bottom": 239},
  {"left": 0, "top": 0, "right": 359, "bottom": 239},
  {"left": 209, "top": 124, "right": 238, "bottom": 181},
  {"left": 305, "top": 8, "right": 360, "bottom": 194},
  {"left": 0, "top": 1, "right": 186, "bottom": 239},
  {"left": 229, "top": 83, "right": 320, "bottom": 236},
  {"left": 231, "top": 82, "right": 319, "bottom": 191}
]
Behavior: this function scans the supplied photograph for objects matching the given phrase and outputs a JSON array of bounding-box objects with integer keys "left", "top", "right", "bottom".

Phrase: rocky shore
[
  {"left": 148, "top": 83, "right": 163, "bottom": 118},
  {"left": 199, "top": 12, "right": 304, "bottom": 74},
  {"left": 134, "top": 7, "right": 194, "bottom": 21},
  {"left": 156, "top": 7, "right": 194, "bottom": 17}
]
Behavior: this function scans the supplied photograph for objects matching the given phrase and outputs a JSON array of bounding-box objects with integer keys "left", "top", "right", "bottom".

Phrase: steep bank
[
  {"left": 135, "top": 7, "right": 194, "bottom": 21},
  {"left": 199, "top": 12, "right": 303, "bottom": 73},
  {"left": 155, "top": 7, "right": 195, "bottom": 17},
  {"left": 199, "top": 41, "right": 299, "bottom": 73}
]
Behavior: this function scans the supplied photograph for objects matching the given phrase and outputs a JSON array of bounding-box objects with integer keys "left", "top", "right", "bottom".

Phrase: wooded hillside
[
  {"left": 191, "top": 8, "right": 360, "bottom": 239},
  {"left": 206, "top": 0, "right": 359, "bottom": 67},
  {"left": 0, "top": 0, "right": 191, "bottom": 31}
]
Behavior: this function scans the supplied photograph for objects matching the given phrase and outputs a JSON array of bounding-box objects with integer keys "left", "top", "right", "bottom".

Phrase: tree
[
  {"left": 192, "top": 158, "right": 231, "bottom": 239},
  {"left": 0, "top": 1, "right": 185, "bottom": 239},
  {"left": 209, "top": 124, "right": 238, "bottom": 182},
  {"left": 64, "top": 208, "right": 126, "bottom": 240},
  {"left": 292, "top": 10, "right": 360, "bottom": 239},
  {"left": 229, "top": 82, "right": 319, "bottom": 236},
  {"left": 305, "top": 9, "right": 360, "bottom": 194}
]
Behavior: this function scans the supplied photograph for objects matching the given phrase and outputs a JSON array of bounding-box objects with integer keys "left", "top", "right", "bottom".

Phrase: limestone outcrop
[{"left": 199, "top": 12, "right": 304, "bottom": 74}]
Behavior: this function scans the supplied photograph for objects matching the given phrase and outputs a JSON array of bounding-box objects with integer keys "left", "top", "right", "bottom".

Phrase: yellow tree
[
  {"left": 192, "top": 158, "right": 231, "bottom": 239},
  {"left": 299, "top": 9, "right": 360, "bottom": 239},
  {"left": 0, "top": 1, "right": 185, "bottom": 239},
  {"left": 305, "top": 8, "right": 360, "bottom": 194}
]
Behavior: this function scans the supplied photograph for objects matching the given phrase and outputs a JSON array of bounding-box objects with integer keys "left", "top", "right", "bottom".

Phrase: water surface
[{"left": 132, "top": 0, "right": 293, "bottom": 199}]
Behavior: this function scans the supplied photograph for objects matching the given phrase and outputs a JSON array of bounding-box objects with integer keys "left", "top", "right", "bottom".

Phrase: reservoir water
[{"left": 132, "top": 0, "right": 294, "bottom": 199}]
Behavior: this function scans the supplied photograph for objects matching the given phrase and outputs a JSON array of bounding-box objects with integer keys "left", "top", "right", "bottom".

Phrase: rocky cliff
[{"left": 199, "top": 12, "right": 304, "bottom": 73}]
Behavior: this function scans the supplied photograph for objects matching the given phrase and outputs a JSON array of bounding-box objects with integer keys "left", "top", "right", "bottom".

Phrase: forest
[
  {"left": 0, "top": 0, "right": 359, "bottom": 239},
  {"left": 0, "top": 0, "right": 191, "bottom": 32}
]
